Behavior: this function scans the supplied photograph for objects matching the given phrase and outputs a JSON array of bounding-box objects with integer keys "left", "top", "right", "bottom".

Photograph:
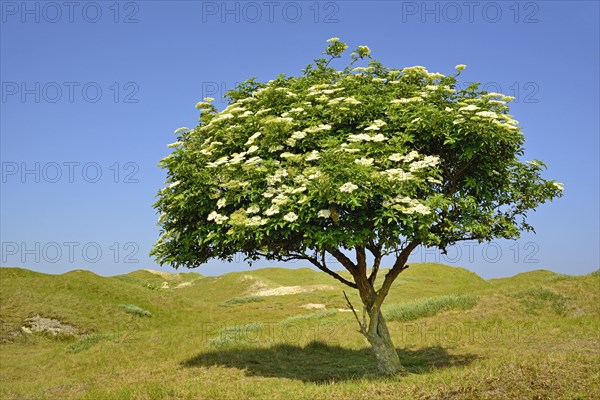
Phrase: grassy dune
[{"left": 0, "top": 263, "right": 598, "bottom": 399}]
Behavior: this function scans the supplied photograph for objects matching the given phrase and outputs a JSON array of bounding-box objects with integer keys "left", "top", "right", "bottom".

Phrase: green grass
[
  {"left": 208, "top": 323, "right": 264, "bottom": 348},
  {"left": 279, "top": 309, "right": 337, "bottom": 325},
  {"left": 384, "top": 294, "right": 478, "bottom": 322},
  {"left": 514, "top": 286, "right": 570, "bottom": 316},
  {"left": 219, "top": 295, "right": 266, "bottom": 307},
  {"left": 119, "top": 304, "right": 152, "bottom": 317},
  {"left": 65, "top": 333, "right": 115, "bottom": 353},
  {"left": 1, "top": 263, "right": 598, "bottom": 400}
]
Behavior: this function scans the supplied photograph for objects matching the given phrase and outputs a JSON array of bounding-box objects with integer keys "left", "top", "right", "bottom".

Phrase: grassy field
[{"left": 0, "top": 263, "right": 598, "bottom": 399}]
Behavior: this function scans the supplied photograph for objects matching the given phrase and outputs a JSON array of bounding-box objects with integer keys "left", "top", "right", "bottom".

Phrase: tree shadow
[{"left": 181, "top": 341, "right": 478, "bottom": 382}]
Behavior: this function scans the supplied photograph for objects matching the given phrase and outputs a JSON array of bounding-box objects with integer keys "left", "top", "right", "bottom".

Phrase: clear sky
[{"left": 1, "top": 1, "right": 598, "bottom": 279}]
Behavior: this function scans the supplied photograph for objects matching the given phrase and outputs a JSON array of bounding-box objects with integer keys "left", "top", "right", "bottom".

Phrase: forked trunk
[{"left": 366, "top": 310, "right": 404, "bottom": 375}]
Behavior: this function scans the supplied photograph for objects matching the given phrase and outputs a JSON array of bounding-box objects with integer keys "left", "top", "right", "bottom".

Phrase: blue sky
[{"left": 1, "top": 1, "right": 598, "bottom": 279}]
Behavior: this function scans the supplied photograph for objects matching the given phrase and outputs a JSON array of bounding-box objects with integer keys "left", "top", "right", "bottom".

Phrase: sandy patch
[
  {"left": 299, "top": 303, "right": 326, "bottom": 310},
  {"left": 22, "top": 315, "right": 78, "bottom": 337},
  {"left": 240, "top": 275, "right": 272, "bottom": 294},
  {"left": 253, "top": 284, "right": 335, "bottom": 297}
]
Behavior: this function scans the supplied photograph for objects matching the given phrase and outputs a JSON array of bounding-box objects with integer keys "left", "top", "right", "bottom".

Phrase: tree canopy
[{"left": 151, "top": 38, "right": 562, "bottom": 276}]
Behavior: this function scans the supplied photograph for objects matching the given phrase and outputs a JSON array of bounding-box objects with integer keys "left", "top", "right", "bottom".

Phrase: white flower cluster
[
  {"left": 255, "top": 108, "right": 272, "bottom": 116},
  {"left": 265, "top": 204, "right": 280, "bottom": 216},
  {"left": 173, "top": 127, "right": 189, "bottom": 134},
  {"left": 354, "top": 158, "right": 374, "bottom": 166},
  {"left": 364, "top": 119, "right": 387, "bottom": 131},
  {"left": 491, "top": 119, "right": 519, "bottom": 130},
  {"left": 246, "top": 205, "right": 260, "bottom": 214},
  {"left": 207, "top": 211, "right": 229, "bottom": 224},
  {"left": 428, "top": 72, "right": 446, "bottom": 79},
  {"left": 228, "top": 152, "right": 246, "bottom": 165},
  {"left": 280, "top": 152, "right": 300, "bottom": 159},
  {"left": 388, "top": 151, "right": 419, "bottom": 162},
  {"left": 167, "top": 141, "right": 183, "bottom": 148},
  {"left": 244, "top": 215, "right": 268, "bottom": 227},
  {"left": 283, "top": 212, "right": 298, "bottom": 222},
  {"left": 327, "top": 97, "right": 346, "bottom": 105},
  {"left": 482, "top": 92, "right": 515, "bottom": 102},
  {"left": 317, "top": 209, "right": 331, "bottom": 218},
  {"left": 212, "top": 113, "right": 235, "bottom": 123},
  {"left": 266, "top": 168, "right": 288, "bottom": 185},
  {"left": 305, "top": 150, "right": 320, "bottom": 161},
  {"left": 272, "top": 193, "right": 290, "bottom": 205},
  {"left": 382, "top": 169, "right": 413, "bottom": 181},
  {"left": 352, "top": 66, "right": 375, "bottom": 73},
  {"left": 245, "top": 132, "right": 262, "bottom": 146},
  {"left": 339, "top": 182, "right": 359, "bottom": 193},
  {"left": 245, "top": 156, "right": 262, "bottom": 165},
  {"left": 401, "top": 66, "right": 428, "bottom": 73},
  {"left": 409, "top": 156, "right": 440, "bottom": 171},
  {"left": 475, "top": 111, "right": 499, "bottom": 119},
  {"left": 344, "top": 97, "right": 361, "bottom": 105},
  {"left": 388, "top": 196, "right": 431, "bottom": 215},
  {"left": 425, "top": 85, "right": 454, "bottom": 93},
  {"left": 304, "top": 124, "right": 332, "bottom": 133},
  {"left": 264, "top": 116, "right": 294, "bottom": 125},
  {"left": 307, "top": 84, "right": 344, "bottom": 100},
  {"left": 390, "top": 97, "right": 423, "bottom": 104},
  {"left": 286, "top": 131, "right": 307, "bottom": 147},
  {"left": 195, "top": 97, "right": 215, "bottom": 109},
  {"left": 347, "top": 133, "right": 388, "bottom": 143},
  {"left": 459, "top": 104, "right": 480, "bottom": 112}
]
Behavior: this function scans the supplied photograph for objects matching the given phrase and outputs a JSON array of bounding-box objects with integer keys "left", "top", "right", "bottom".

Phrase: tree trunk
[{"left": 366, "top": 310, "right": 405, "bottom": 375}]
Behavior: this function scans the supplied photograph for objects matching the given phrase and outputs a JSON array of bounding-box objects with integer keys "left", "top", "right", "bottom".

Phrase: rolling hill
[{"left": 1, "top": 263, "right": 598, "bottom": 399}]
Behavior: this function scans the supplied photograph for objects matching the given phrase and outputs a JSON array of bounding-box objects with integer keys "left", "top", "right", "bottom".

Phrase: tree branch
[
  {"left": 368, "top": 254, "right": 382, "bottom": 286},
  {"left": 326, "top": 247, "right": 357, "bottom": 272},
  {"left": 355, "top": 246, "right": 368, "bottom": 278},
  {"left": 344, "top": 291, "right": 367, "bottom": 337},
  {"left": 255, "top": 250, "right": 357, "bottom": 289},
  {"left": 306, "top": 256, "right": 358, "bottom": 289},
  {"left": 354, "top": 245, "right": 377, "bottom": 306},
  {"left": 374, "top": 239, "right": 421, "bottom": 310},
  {"left": 366, "top": 241, "right": 383, "bottom": 285}
]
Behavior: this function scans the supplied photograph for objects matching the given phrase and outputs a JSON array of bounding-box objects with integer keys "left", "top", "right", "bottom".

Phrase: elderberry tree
[{"left": 151, "top": 38, "right": 562, "bottom": 374}]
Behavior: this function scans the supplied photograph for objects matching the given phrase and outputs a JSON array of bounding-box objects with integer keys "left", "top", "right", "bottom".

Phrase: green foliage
[
  {"left": 151, "top": 38, "right": 562, "bottom": 269},
  {"left": 120, "top": 304, "right": 152, "bottom": 317},
  {"left": 384, "top": 294, "right": 478, "bottom": 322},
  {"left": 219, "top": 296, "right": 266, "bottom": 307}
]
